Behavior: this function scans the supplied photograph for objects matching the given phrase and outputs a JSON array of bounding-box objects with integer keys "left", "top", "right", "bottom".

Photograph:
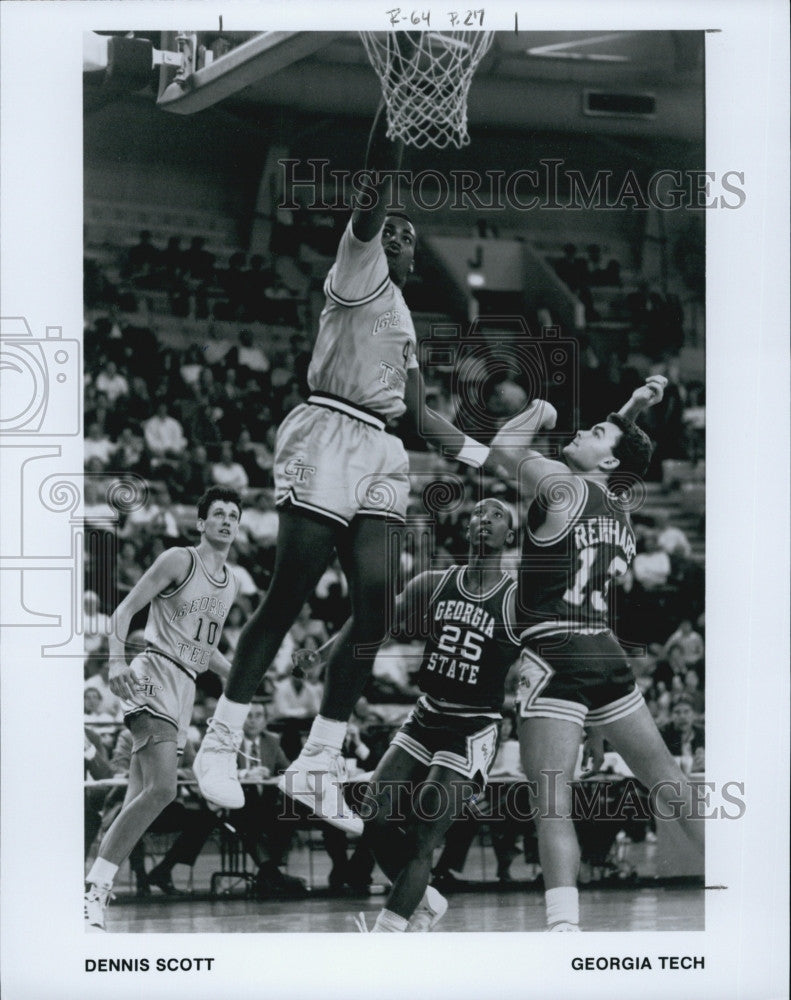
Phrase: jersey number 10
[{"left": 193, "top": 617, "right": 219, "bottom": 645}]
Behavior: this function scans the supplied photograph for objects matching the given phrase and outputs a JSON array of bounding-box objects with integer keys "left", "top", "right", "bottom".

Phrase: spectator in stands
[
  {"left": 269, "top": 669, "right": 323, "bottom": 721},
  {"left": 238, "top": 489, "right": 279, "bottom": 551},
  {"left": 652, "top": 641, "right": 688, "bottom": 692},
  {"left": 183, "top": 236, "right": 215, "bottom": 285},
  {"left": 116, "top": 540, "right": 144, "bottom": 599},
  {"left": 94, "top": 360, "right": 130, "bottom": 406},
  {"left": 143, "top": 402, "right": 188, "bottom": 474},
  {"left": 123, "top": 230, "right": 160, "bottom": 285},
  {"left": 211, "top": 441, "right": 249, "bottom": 491},
  {"left": 88, "top": 392, "right": 124, "bottom": 441},
  {"left": 84, "top": 685, "right": 113, "bottom": 722},
  {"left": 231, "top": 701, "right": 307, "bottom": 898},
  {"left": 118, "top": 486, "right": 179, "bottom": 542},
  {"left": 276, "top": 377, "right": 305, "bottom": 420},
  {"left": 177, "top": 379, "right": 223, "bottom": 448},
  {"left": 228, "top": 328, "right": 270, "bottom": 385},
  {"left": 84, "top": 664, "right": 123, "bottom": 725},
  {"left": 669, "top": 672, "right": 687, "bottom": 706},
  {"left": 161, "top": 235, "right": 185, "bottom": 281},
  {"left": 369, "top": 639, "right": 421, "bottom": 702},
  {"left": 216, "top": 368, "right": 245, "bottom": 439},
  {"left": 119, "top": 375, "right": 154, "bottom": 431},
  {"left": 312, "top": 556, "right": 350, "bottom": 631},
  {"left": 660, "top": 695, "right": 705, "bottom": 773},
  {"left": 84, "top": 727, "right": 114, "bottom": 859},
  {"left": 227, "top": 547, "right": 260, "bottom": 607},
  {"left": 233, "top": 428, "right": 272, "bottom": 487},
  {"left": 654, "top": 511, "right": 692, "bottom": 558},
  {"left": 84, "top": 422, "right": 116, "bottom": 470},
  {"left": 682, "top": 383, "right": 706, "bottom": 464},
  {"left": 202, "top": 324, "right": 233, "bottom": 366},
  {"left": 683, "top": 669, "right": 705, "bottom": 716},
  {"left": 173, "top": 443, "right": 213, "bottom": 502},
  {"left": 290, "top": 602, "right": 329, "bottom": 651},
  {"left": 179, "top": 345, "right": 206, "bottom": 388},
  {"left": 631, "top": 531, "right": 672, "bottom": 590},
  {"left": 111, "top": 426, "right": 146, "bottom": 476},
  {"left": 221, "top": 603, "right": 246, "bottom": 656},
  {"left": 215, "top": 251, "right": 247, "bottom": 320},
  {"left": 662, "top": 619, "right": 704, "bottom": 667}
]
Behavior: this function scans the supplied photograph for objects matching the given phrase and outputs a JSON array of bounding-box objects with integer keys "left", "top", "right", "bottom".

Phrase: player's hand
[
  {"left": 496, "top": 399, "right": 558, "bottom": 441},
  {"left": 692, "top": 747, "right": 705, "bottom": 773},
  {"left": 580, "top": 730, "right": 605, "bottom": 777},
  {"left": 108, "top": 653, "right": 139, "bottom": 701},
  {"left": 291, "top": 647, "right": 320, "bottom": 680},
  {"left": 631, "top": 375, "right": 668, "bottom": 409}
]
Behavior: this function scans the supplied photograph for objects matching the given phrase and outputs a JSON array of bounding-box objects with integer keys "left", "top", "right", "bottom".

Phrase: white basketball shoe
[
  {"left": 193, "top": 718, "right": 244, "bottom": 809},
  {"left": 84, "top": 882, "right": 113, "bottom": 932},
  {"left": 278, "top": 747, "right": 363, "bottom": 835},
  {"left": 408, "top": 886, "right": 448, "bottom": 932}
]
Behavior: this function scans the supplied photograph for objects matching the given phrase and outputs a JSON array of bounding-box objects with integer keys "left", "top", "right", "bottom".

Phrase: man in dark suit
[
  {"left": 139, "top": 700, "right": 306, "bottom": 898},
  {"left": 659, "top": 695, "right": 705, "bottom": 772}
]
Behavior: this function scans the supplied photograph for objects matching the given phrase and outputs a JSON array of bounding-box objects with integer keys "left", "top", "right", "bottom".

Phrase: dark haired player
[
  {"left": 484, "top": 376, "right": 704, "bottom": 930},
  {"left": 84, "top": 487, "right": 241, "bottom": 931},
  {"left": 299, "top": 498, "right": 520, "bottom": 932},
  {"left": 194, "top": 109, "right": 493, "bottom": 829}
]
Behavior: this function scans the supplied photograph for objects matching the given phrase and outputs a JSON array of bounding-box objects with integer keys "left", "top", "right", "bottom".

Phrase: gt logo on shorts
[
  {"left": 284, "top": 457, "right": 317, "bottom": 483},
  {"left": 136, "top": 675, "right": 164, "bottom": 697}
]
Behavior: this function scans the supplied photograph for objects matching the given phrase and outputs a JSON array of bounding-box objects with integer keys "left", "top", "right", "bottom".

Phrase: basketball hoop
[{"left": 360, "top": 31, "right": 494, "bottom": 149}]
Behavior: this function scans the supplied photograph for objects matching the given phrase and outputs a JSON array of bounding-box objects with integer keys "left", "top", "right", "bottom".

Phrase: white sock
[
  {"left": 86, "top": 857, "right": 119, "bottom": 888},
  {"left": 212, "top": 695, "right": 251, "bottom": 731},
  {"left": 545, "top": 886, "right": 579, "bottom": 928},
  {"left": 304, "top": 715, "right": 347, "bottom": 754},
  {"left": 372, "top": 909, "right": 409, "bottom": 933}
]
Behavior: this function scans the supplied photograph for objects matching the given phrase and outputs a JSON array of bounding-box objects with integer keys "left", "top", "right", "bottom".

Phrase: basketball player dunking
[
  {"left": 483, "top": 376, "right": 704, "bottom": 930},
  {"left": 194, "top": 108, "right": 493, "bottom": 830},
  {"left": 84, "top": 487, "right": 241, "bottom": 931}
]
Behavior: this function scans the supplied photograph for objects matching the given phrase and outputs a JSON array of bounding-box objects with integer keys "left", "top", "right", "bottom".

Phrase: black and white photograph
[{"left": 0, "top": 2, "right": 788, "bottom": 999}]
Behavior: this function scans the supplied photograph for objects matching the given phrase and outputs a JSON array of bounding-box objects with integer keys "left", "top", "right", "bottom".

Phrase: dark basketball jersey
[
  {"left": 517, "top": 478, "right": 636, "bottom": 640},
  {"left": 417, "top": 566, "right": 520, "bottom": 714}
]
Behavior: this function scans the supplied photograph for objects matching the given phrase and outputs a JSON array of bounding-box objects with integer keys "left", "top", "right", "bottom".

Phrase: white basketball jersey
[
  {"left": 307, "top": 220, "right": 418, "bottom": 422},
  {"left": 144, "top": 547, "right": 237, "bottom": 679}
]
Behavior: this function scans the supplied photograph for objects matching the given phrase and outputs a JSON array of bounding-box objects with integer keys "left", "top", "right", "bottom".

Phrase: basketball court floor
[{"left": 102, "top": 839, "right": 705, "bottom": 934}]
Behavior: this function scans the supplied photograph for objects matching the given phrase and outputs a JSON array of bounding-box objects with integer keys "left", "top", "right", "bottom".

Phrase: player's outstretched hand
[
  {"left": 497, "top": 398, "right": 558, "bottom": 439},
  {"left": 291, "top": 647, "right": 320, "bottom": 680},
  {"left": 632, "top": 375, "right": 668, "bottom": 409},
  {"left": 108, "top": 652, "right": 139, "bottom": 701}
]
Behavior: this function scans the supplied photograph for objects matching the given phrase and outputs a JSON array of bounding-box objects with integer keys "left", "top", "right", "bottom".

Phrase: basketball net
[{"left": 360, "top": 31, "right": 494, "bottom": 149}]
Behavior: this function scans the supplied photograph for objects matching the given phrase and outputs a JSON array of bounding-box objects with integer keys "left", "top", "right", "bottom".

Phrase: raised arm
[
  {"left": 617, "top": 374, "right": 667, "bottom": 420},
  {"left": 485, "top": 398, "right": 565, "bottom": 503},
  {"left": 351, "top": 104, "right": 405, "bottom": 243},
  {"left": 107, "top": 547, "right": 191, "bottom": 701}
]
